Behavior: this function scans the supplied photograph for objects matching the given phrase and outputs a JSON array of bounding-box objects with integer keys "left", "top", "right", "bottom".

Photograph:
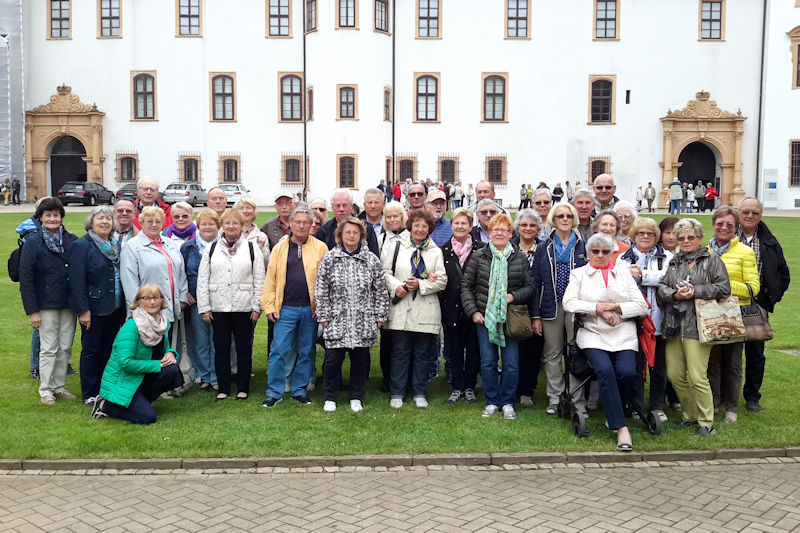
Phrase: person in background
[
  {"left": 310, "top": 197, "right": 329, "bottom": 221},
  {"left": 552, "top": 182, "right": 564, "bottom": 204},
  {"left": 69, "top": 206, "right": 126, "bottom": 407},
  {"left": 668, "top": 177, "right": 683, "bottom": 215},
  {"left": 315, "top": 217, "right": 389, "bottom": 412},
  {"left": 695, "top": 181, "right": 706, "bottom": 206},
  {"left": 453, "top": 181, "right": 464, "bottom": 209},
  {"left": 635, "top": 185, "right": 644, "bottom": 212},
  {"left": 20, "top": 197, "right": 79, "bottom": 405},
  {"left": 133, "top": 178, "right": 172, "bottom": 230},
  {"left": 531, "top": 188, "right": 553, "bottom": 241},
  {"left": 317, "top": 189, "right": 356, "bottom": 249},
  {"left": 310, "top": 209, "right": 325, "bottom": 237},
  {"left": 707, "top": 206, "right": 759, "bottom": 424},
  {"left": 180, "top": 209, "right": 221, "bottom": 392},
  {"left": 703, "top": 182, "right": 719, "bottom": 213},
  {"left": 658, "top": 217, "right": 679, "bottom": 254},
  {"left": 235, "top": 197, "right": 270, "bottom": 267},
  {"left": 90, "top": 284, "right": 183, "bottom": 424},
  {"left": 572, "top": 189, "right": 595, "bottom": 242},
  {"left": 737, "top": 197, "right": 790, "bottom": 412},
  {"left": 613, "top": 200, "right": 637, "bottom": 246},
  {"left": 644, "top": 182, "right": 657, "bottom": 213},
  {"left": 657, "top": 218, "right": 730, "bottom": 437},
  {"left": 113, "top": 199, "right": 138, "bottom": 246},
  {"left": 590, "top": 210, "right": 629, "bottom": 264},
  {"left": 512, "top": 209, "right": 544, "bottom": 408},
  {"left": 470, "top": 199, "right": 500, "bottom": 244},
  {"left": 261, "top": 190, "right": 296, "bottom": 251},
  {"left": 685, "top": 184, "right": 696, "bottom": 213},
  {"left": 593, "top": 174, "right": 619, "bottom": 212},
  {"left": 426, "top": 189, "right": 452, "bottom": 246},
  {"left": 12, "top": 175, "right": 21, "bottom": 205},
  {"left": 565, "top": 181, "right": 574, "bottom": 202},
  {"left": 205, "top": 187, "right": 228, "bottom": 218},
  {"left": 162, "top": 202, "right": 196, "bottom": 245},
  {"left": 519, "top": 184, "right": 528, "bottom": 210},
  {"left": 465, "top": 183, "right": 475, "bottom": 205},
  {"left": 440, "top": 208, "right": 484, "bottom": 404},
  {"left": 405, "top": 182, "right": 427, "bottom": 213}
]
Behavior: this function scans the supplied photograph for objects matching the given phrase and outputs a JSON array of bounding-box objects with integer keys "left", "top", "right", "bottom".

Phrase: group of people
[
  {"left": 668, "top": 177, "right": 719, "bottom": 214},
  {"left": 17, "top": 175, "right": 789, "bottom": 452}
]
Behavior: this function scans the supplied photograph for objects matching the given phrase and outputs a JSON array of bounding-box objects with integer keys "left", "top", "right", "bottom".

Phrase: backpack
[
  {"left": 8, "top": 237, "right": 24, "bottom": 282},
  {"left": 208, "top": 240, "right": 255, "bottom": 265}
]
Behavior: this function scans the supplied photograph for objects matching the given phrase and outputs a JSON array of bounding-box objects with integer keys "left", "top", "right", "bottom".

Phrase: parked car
[
  {"left": 163, "top": 182, "right": 208, "bottom": 206},
  {"left": 57, "top": 181, "right": 115, "bottom": 206},
  {"left": 219, "top": 184, "right": 251, "bottom": 205},
  {"left": 115, "top": 183, "right": 138, "bottom": 202}
]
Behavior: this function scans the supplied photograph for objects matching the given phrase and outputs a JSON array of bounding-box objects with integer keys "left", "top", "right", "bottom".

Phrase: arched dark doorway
[
  {"left": 50, "top": 136, "right": 87, "bottom": 193},
  {"left": 678, "top": 142, "right": 716, "bottom": 186}
]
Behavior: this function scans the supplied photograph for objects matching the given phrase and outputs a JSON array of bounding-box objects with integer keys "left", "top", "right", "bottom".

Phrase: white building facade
[{"left": 12, "top": 0, "right": 800, "bottom": 208}]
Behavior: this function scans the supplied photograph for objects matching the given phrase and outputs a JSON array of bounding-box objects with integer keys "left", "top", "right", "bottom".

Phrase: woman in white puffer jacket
[{"left": 197, "top": 208, "right": 265, "bottom": 402}]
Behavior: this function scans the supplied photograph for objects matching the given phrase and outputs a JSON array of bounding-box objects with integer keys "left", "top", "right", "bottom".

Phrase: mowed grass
[{"left": 1, "top": 209, "right": 800, "bottom": 459}]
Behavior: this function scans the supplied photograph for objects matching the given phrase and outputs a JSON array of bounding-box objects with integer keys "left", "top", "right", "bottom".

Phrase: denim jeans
[
  {"left": 184, "top": 304, "right": 216, "bottom": 385},
  {"left": 390, "top": 330, "right": 435, "bottom": 398},
  {"left": 476, "top": 325, "right": 520, "bottom": 407},
  {"left": 79, "top": 307, "right": 125, "bottom": 400},
  {"left": 29, "top": 328, "right": 40, "bottom": 370},
  {"left": 102, "top": 365, "right": 183, "bottom": 424},
  {"left": 669, "top": 199, "right": 682, "bottom": 214},
  {"left": 583, "top": 348, "right": 636, "bottom": 430},
  {"left": 266, "top": 305, "right": 316, "bottom": 399}
]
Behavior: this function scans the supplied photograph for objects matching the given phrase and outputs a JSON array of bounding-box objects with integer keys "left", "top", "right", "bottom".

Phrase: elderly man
[
  {"left": 592, "top": 173, "right": 619, "bottom": 213},
  {"left": 469, "top": 198, "right": 500, "bottom": 244},
  {"left": 316, "top": 189, "right": 355, "bottom": 250},
  {"left": 113, "top": 199, "right": 138, "bottom": 246},
  {"left": 358, "top": 188, "right": 385, "bottom": 255},
  {"left": 406, "top": 182, "right": 427, "bottom": 212},
  {"left": 260, "top": 190, "right": 296, "bottom": 251},
  {"left": 261, "top": 204, "right": 328, "bottom": 407},
  {"left": 426, "top": 189, "right": 453, "bottom": 246},
  {"left": 400, "top": 178, "right": 412, "bottom": 208},
  {"left": 572, "top": 188, "right": 595, "bottom": 241},
  {"left": 309, "top": 197, "right": 328, "bottom": 220},
  {"left": 206, "top": 187, "right": 228, "bottom": 217},
  {"left": 467, "top": 180, "right": 508, "bottom": 216},
  {"left": 133, "top": 178, "right": 172, "bottom": 230},
  {"left": 668, "top": 177, "right": 683, "bottom": 214},
  {"left": 737, "top": 197, "right": 790, "bottom": 412}
]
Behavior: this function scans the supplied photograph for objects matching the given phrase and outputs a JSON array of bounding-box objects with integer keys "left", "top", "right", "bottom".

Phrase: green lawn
[{"left": 1, "top": 209, "right": 799, "bottom": 459}]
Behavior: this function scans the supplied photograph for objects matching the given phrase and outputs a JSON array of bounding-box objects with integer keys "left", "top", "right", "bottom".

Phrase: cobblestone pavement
[{"left": 2, "top": 459, "right": 800, "bottom": 532}]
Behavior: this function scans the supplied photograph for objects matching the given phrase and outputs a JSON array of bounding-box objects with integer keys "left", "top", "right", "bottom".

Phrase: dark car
[
  {"left": 57, "top": 181, "right": 116, "bottom": 206},
  {"left": 115, "top": 183, "right": 138, "bottom": 202}
]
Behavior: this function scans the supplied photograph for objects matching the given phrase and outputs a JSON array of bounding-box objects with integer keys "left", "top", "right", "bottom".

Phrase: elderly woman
[
  {"left": 657, "top": 218, "right": 731, "bottom": 437},
  {"left": 20, "top": 197, "right": 79, "bottom": 405},
  {"left": 90, "top": 284, "right": 183, "bottom": 424},
  {"left": 658, "top": 217, "right": 679, "bottom": 254},
  {"left": 383, "top": 209, "right": 447, "bottom": 408},
  {"left": 235, "top": 197, "right": 270, "bottom": 267},
  {"left": 618, "top": 217, "right": 673, "bottom": 421},
  {"left": 440, "top": 207, "right": 484, "bottom": 404},
  {"left": 532, "top": 201, "right": 587, "bottom": 414},
  {"left": 315, "top": 217, "right": 389, "bottom": 412},
  {"left": 68, "top": 206, "right": 127, "bottom": 406},
  {"left": 162, "top": 202, "right": 196, "bottom": 244},
  {"left": 462, "top": 214, "right": 535, "bottom": 419},
  {"left": 180, "top": 208, "right": 221, "bottom": 391},
  {"left": 512, "top": 209, "right": 544, "bottom": 407},
  {"left": 591, "top": 210, "right": 630, "bottom": 264},
  {"left": 563, "top": 233, "right": 648, "bottom": 450},
  {"left": 708, "top": 206, "right": 759, "bottom": 424},
  {"left": 121, "top": 206, "right": 188, "bottom": 324},
  {"left": 310, "top": 208, "right": 325, "bottom": 237},
  {"left": 531, "top": 188, "right": 553, "bottom": 241},
  {"left": 613, "top": 201, "right": 637, "bottom": 246},
  {"left": 197, "top": 208, "right": 265, "bottom": 402}
]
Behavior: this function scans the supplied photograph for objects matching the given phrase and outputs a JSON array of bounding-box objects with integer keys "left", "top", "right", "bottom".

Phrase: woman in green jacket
[{"left": 91, "top": 284, "right": 183, "bottom": 424}]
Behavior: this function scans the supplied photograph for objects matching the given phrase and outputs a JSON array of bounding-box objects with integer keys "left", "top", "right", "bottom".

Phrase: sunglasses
[
  {"left": 590, "top": 249, "right": 612, "bottom": 255},
  {"left": 408, "top": 192, "right": 425, "bottom": 197},
  {"left": 534, "top": 201, "right": 550, "bottom": 206},
  {"left": 478, "top": 210, "right": 498, "bottom": 216},
  {"left": 677, "top": 235, "right": 697, "bottom": 242},
  {"left": 554, "top": 213, "right": 574, "bottom": 220},
  {"left": 594, "top": 185, "right": 614, "bottom": 190}
]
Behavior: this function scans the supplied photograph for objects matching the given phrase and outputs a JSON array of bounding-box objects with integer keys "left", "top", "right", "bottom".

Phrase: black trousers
[
  {"left": 517, "top": 333, "right": 544, "bottom": 397},
  {"left": 213, "top": 312, "right": 253, "bottom": 395},
  {"left": 743, "top": 339, "right": 766, "bottom": 402},
  {"left": 323, "top": 347, "right": 370, "bottom": 402},
  {"left": 379, "top": 330, "right": 392, "bottom": 388},
  {"left": 79, "top": 307, "right": 126, "bottom": 400}
]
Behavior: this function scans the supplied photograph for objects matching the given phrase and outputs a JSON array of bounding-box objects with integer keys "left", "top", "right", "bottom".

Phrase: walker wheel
[
  {"left": 572, "top": 412, "right": 589, "bottom": 438},
  {"left": 646, "top": 411, "right": 663, "bottom": 436}
]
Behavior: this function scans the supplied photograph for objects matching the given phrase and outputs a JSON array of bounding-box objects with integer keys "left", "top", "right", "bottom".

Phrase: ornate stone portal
[
  {"left": 660, "top": 91, "right": 746, "bottom": 206},
  {"left": 25, "top": 85, "right": 105, "bottom": 198}
]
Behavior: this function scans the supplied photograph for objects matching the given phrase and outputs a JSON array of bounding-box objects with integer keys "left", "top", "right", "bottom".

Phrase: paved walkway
[{"left": 2, "top": 459, "right": 799, "bottom": 532}]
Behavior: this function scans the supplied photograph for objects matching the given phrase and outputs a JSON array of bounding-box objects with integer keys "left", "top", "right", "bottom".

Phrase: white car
[{"left": 219, "top": 183, "right": 251, "bottom": 205}]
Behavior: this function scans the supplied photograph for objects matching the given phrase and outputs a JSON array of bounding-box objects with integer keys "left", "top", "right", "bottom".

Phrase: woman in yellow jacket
[{"left": 708, "top": 206, "right": 759, "bottom": 424}]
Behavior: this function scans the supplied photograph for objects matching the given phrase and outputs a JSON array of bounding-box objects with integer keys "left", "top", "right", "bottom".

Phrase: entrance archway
[
  {"left": 678, "top": 141, "right": 718, "bottom": 187},
  {"left": 660, "top": 91, "right": 746, "bottom": 206},
  {"left": 49, "top": 136, "right": 87, "bottom": 193}
]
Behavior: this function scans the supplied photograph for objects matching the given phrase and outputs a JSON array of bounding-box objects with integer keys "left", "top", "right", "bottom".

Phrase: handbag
[
  {"left": 695, "top": 295, "right": 747, "bottom": 345},
  {"left": 165, "top": 317, "right": 195, "bottom": 397},
  {"left": 567, "top": 315, "right": 593, "bottom": 381},
  {"left": 504, "top": 304, "right": 534, "bottom": 340},
  {"left": 741, "top": 284, "right": 773, "bottom": 342}
]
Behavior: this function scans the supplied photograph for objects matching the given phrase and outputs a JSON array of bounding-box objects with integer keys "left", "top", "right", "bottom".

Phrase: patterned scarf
[
  {"left": 88, "top": 229, "right": 119, "bottom": 264},
  {"left": 709, "top": 237, "right": 731, "bottom": 256},
  {"left": 554, "top": 231, "right": 578, "bottom": 264},
  {"left": 41, "top": 226, "right": 65, "bottom": 255},
  {"left": 132, "top": 307, "right": 168, "bottom": 347},
  {"left": 451, "top": 235, "right": 472, "bottom": 267},
  {"left": 485, "top": 242, "right": 513, "bottom": 347},
  {"left": 409, "top": 238, "right": 430, "bottom": 300}
]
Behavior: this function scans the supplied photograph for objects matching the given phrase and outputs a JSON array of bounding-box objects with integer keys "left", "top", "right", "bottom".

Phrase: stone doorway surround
[
  {"left": 660, "top": 91, "right": 746, "bottom": 207},
  {"left": 25, "top": 85, "right": 105, "bottom": 199}
]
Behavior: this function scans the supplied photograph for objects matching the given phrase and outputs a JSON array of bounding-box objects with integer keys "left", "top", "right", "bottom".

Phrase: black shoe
[
  {"left": 235, "top": 394, "right": 248, "bottom": 402},
  {"left": 261, "top": 396, "right": 282, "bottom": 408},
  {"left": 29, "top": 368, "right": 40, "bottom": 380},
  {"left": 674, "top": 420, "right": 698, "bottom": 429},
  {"left": 379, "top": 381, "right": 389, "bottom": 393},
  {"left": 745, "top": 400, "right": 762, "bottom": 412},
  {"left": 215, "top": 394, "right": 228, "bottom": 402},
  {"left": 695, "top": 426, "right": 716, "bottom": 437},
  {"left": 292, "top": 395, "right": 312, "bottom": 405},
  {"left": 67, "top": 364, "right": 78, "bottom": 375},
  {"left": 91, "top": 399, "right": 107, "bottom": 419}
]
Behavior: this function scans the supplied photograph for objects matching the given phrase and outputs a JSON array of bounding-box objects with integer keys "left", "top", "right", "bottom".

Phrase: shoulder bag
[{"left": 740, "top": 284, "right": 773, "bottom": 342}]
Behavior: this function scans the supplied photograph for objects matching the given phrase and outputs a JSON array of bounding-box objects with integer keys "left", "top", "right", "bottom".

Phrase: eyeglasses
[
  {"left": 714, "top": 222, "right": 736, "bottom": 229},
  {"left": 312, "top": 207, "right": 327, "bottom": 212},
  {"left": 138, "top": 187, "right": 158, "bottom": 193},
  {"left": 139, "top": 296, "right": 162, "bottom": 302},
  {"left": 115, "top": 208, "right": 134, "bottom": 214},
  {"left": 534, "top": 201, "right": 550, "bottom": 206},
  {"left": 590, "top": 249, "right": 612, "bottom": 255},
  {"left": 636, "top": 231, "right": 655, "bottom": 238},
  {"left": 408, "top": 192, "right": 425, "bottom": 197},
  {"left": 478, "top": 210, "right": 498, "bottom": 216},
  {"left": 618, "top": 214, "right": 633, "bottom": 219},
  {"left": 594, "top": 185, "right": 614, "bottom": 190},
  {"left": 677, "top": 235, "right": 697, "bottom": 242},
  {"left": 740, "top": 210, "right": 761, "bottom": 216},
  {"left": 292, "top": 220, "right": 311, "bottom": 226},
  {"left": 554, "top": 213, "right": 574, "bottom": 220},
  {"left": 173, "top": 214, "right": 191, "bottom": 220},
  {"left": 491, "top": 228, "right": 511, "bottom": 234}
]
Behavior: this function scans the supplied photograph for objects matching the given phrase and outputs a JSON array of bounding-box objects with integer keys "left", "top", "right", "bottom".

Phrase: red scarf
[{"left": 589, "top": 261, "right": 613, "bottom": 287}]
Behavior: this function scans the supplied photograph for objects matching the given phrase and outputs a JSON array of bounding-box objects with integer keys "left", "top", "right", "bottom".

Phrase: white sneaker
[
  {"left": 390, "top": 398, "right": 403, "bottom": 408},
  {"left": 350, "top": 399, "right": 363, "bottom": 412},
  {"left": 414, "top": 396, "right": 428, "bottom": 408},
  {"left": 307, "top": 381, "right": 316, "bottom": 391},
  {"left": 502, "top": 404, "right": 517, "bottom": 420},
  {"left": 519, "top": 395, "right": 533, "bottom": 408},
  {"left": 482, "top": 405, "right": 498, "bottom": 418},
  {"left": 323, "top": 400, "right": 336, "bottom": 412}
]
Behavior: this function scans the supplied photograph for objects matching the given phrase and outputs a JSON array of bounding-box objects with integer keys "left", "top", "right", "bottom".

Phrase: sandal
[
  {"left": 617, "top": 441, "right": 633, "bottom": 452},
  {"left": 199, "top": 382, "right": 213, "bottom": 392}
]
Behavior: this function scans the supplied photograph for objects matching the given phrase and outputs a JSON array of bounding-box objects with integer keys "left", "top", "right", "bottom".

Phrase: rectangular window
[
  {"left": 279, "top": 73, "right": 304, "bottom": 122},
  {"left": 177, "top": 0, "right": 202, "bottom": 36},
  {"left": 282, "top": 156, "right": 303, "bottom": 184},
  {"left": 483, "top": 73, "right": 507, "bottom": 122},
  {"left": 485, "top": 155, "right": 507, "bottom": 184},
  {"left": 307, "top": 87, "right": 314, "bottom": 120},
  {"left": 219, "top": 154, "right": 242, "bottom": 182},
  {"left": 338, "top": 0, "right": 356, "bottom": 28},
  {"left": 116, "top": 153, "right": 139, "bottom": 181},
  {"left": 438, "top": 156, "right": 459, "bottom": 184},
  {"left": 338, "top": 154, "right": 358, "bottom": 188},
  {"left": 595, "top": 1, "right": 617, "bottom": 39},
  {"left": 210, "top": 73, "right": 236, "bottom": 121},
  {"left": 49, "top": 0, "right": 71, "bottom": 39},
  {"left": 375, "top": 0, "right": 389, "bottom": 32},
  {"left": 383, "top": 88, "right": 392, "bottom": 121},
  {"left": 700, "top": 1, "right": 723, "bottom": 40},
  {"left": 337, "top": 85, "right": 358, "bottom": 120},
  {"left": 588, "top": 75, "right": 616, "bottom": 124},
  {"left": 797, "top": 44, "right": 800, "bottom": 88},
  {"left": 99, "top": 0, "right": 121, "bottom": 37},
  {"left": 131, "top": 71, "right": 157, "bottom": 120},
  {"left": 397, "top": 157, "right": 417, "bottom": 181},
  {"left": 589, "top": 157, "right": 611, "bottom": 181},
  {"left": 418, "top": 0, "right": 440, "bottom": 38},
  {"left": 179, "top": 154, "right": 201, "bottom": 182},
  {"left": 415, "top": 73, "right": 439, "bottom": 122},
  {"left": 269, "top": 0, "right": 291, "bottom": 37},
  {"left": 506, "top": 0, "right": 528, "bottom": 39},
  {"left": 791, "top": 141, "right": 800, "bottom": 187},
  {"left": 305, "top": 0, "right": 317, "bottom": 31}
]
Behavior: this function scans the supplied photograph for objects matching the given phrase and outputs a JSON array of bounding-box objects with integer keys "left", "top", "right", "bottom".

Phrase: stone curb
[{"left": 2, "top": 447, "right": 797, "bottom": 471}]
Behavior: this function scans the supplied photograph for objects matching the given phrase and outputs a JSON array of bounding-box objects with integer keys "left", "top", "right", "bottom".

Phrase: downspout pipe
[
  {"left": 754, "top": 0, "right": 768, "bottom": 198},
  {"left": 391, "top": 0, "right": 396, "bottom": 186},
  {"left": 303, "top": 21, "right": 308, "bottom": 200}
]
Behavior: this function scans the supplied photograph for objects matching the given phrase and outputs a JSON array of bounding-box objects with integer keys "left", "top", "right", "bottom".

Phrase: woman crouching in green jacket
[{"left": 91, "top": 284, "right": 183, "bottom": 424}]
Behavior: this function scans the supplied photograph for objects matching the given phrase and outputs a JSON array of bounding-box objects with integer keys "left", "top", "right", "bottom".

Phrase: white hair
[{"left": 330, "top": 188, "right": 354, "bottom": 205}]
